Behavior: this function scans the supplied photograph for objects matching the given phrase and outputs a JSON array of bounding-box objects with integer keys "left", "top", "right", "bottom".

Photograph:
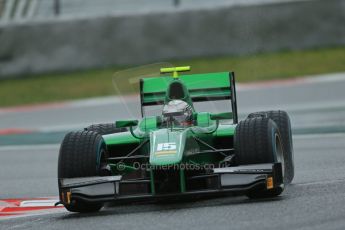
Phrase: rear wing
[{"left": 140, "top": 72, "right": 238, "bottom": 123}]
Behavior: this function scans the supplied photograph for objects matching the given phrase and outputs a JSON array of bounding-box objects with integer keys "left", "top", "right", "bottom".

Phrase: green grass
[{"left": 1, "top": 46, "right": 345, "bottom": 107}]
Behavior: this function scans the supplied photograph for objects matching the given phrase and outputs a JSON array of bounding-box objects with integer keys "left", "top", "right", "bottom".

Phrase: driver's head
[{"left": 162, "top": 100, "right": 193, "bottom": 126}]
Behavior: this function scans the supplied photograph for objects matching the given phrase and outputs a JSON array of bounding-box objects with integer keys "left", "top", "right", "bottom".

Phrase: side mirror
[
  {"left": 115, "top": 119, "right": 138, "bottom": 128},
  {"left": 210, "top": 112, "right": 233, "bottom": 120}
]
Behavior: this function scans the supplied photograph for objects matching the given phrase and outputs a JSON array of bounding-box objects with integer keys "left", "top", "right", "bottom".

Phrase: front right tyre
[{"left": 58, "top": 131, "right": 106, "bottom": 212}]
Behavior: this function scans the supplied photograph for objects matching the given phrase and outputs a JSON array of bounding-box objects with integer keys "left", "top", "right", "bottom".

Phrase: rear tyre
[
  {"left": 58, "top": 131, "right": 106, "bottom": 213},
  {"left": 85, "top": 123, "right": 127, "bottom": 135},
  {"left": 248, "top": 110, "right": 294, "bottom": 183},
  {"left": 234, "top": 117, "right": 285, "bottom": 198}
]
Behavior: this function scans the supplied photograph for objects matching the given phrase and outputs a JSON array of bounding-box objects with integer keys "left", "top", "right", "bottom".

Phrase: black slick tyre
[
  {"left": 248, "top": 110, "right": 294, "bottom": 183},
  {"left": 58, "top": 131, "right": 106, "bottom": 212},
  {"left": 234, "top": 117, "right": 285, "bottom": 198}
]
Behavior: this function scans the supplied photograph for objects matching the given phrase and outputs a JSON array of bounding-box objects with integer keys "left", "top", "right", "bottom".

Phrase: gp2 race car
[{"left": 57, "top": 66, "right": 294, "bottom": 212}]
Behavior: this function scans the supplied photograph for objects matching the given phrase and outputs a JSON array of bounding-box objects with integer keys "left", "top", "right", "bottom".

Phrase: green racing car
[{"left": 57, "top": 65, "right": 294, "bottom": 212}]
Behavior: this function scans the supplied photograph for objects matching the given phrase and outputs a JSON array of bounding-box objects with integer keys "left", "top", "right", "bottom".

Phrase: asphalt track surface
[{"left": 1, "top": 73, "right": 345, "bottom": 229}]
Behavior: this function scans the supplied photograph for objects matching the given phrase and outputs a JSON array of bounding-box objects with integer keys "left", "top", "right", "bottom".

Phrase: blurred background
[{"left": 0, "top": 0, "right": 344, "bottom": 106}]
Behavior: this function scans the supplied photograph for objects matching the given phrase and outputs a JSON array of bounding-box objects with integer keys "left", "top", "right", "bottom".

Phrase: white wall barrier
[{"left": 0, "top": 0, "right": 344, "bottom": 77}]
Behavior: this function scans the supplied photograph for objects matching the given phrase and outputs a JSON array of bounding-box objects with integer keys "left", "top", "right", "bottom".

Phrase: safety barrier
[{"left": 0, "top": 0, "right": 344, "bottom": 78}]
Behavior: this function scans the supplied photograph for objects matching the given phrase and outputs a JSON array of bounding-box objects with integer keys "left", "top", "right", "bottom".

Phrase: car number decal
[
  {"left": 157, "top": 143, "right": 176, "bottom": 151},
  {"left": 155, "top": 143, "right": 176, "bottom": 156}
]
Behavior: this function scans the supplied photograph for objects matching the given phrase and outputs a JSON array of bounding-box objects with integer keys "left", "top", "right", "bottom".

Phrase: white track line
[{"left": 20, "top": 200, "right": 61, "bottom": 207}]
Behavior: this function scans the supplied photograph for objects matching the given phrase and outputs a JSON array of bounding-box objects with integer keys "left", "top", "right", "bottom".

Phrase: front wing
[{"left": 59, "top": 163, "right": 283, "bottom": 205}]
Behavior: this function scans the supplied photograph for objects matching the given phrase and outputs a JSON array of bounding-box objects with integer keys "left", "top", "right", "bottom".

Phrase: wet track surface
[
  {"left": 0, "top": 73, "right": 345, "bottom": 229},
  {"left": 1, "top": 134, "right": 345, "bottom": 230}
]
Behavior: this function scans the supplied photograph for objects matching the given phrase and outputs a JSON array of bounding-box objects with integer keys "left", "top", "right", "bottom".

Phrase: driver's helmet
[{"left": 162, "top": 100, "right": 193, "bottom": 126}]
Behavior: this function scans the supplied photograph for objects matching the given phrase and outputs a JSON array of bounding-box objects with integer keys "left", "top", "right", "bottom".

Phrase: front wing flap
[{"left": 59, "top": 163, "right": 282, "bottom": 205}]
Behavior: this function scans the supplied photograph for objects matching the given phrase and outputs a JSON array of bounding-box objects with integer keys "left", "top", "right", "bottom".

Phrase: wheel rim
[
  {"left": 96, "top": 139, "right": 109, "bottom": 175},
  {"left": 275, "top": 133, "right": 285, "bottom": 185}
]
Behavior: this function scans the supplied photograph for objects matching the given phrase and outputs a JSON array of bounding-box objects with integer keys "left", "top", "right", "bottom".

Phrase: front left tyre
[
  {"left": 234, "top": 117, "right": 287, "bottom": 198},
  {"left": 247, "top": 110, "right": 294, "bottom": 184},
  {"left": 58, "top": 131, "right": 106, "bottom": 212}
]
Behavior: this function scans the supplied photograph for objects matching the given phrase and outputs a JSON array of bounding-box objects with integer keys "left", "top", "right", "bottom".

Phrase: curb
[
  {"left": 0, "top": 128, "right": 36, "bottom": 136},
  {"left": 0, "top": 197, "right": 63, "bottom": 219}
]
